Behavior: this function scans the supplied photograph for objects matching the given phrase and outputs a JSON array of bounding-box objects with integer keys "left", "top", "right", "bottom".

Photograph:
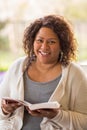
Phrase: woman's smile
[{"left": 38, "top": 50, "right": 50, "bottom": 56}]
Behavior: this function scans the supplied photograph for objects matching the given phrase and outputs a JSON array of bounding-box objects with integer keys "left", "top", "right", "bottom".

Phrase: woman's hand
[
  {"left": 26, "top": 107, "right": 59, "bottom": 119},
  {"left": 1, "top": 99, "right": 22, "bottom": 115}
]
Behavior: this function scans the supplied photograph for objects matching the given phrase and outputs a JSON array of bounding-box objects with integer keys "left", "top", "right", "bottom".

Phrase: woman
[{"left": 0, "top": 15, "right": 87, "bottom": 130}]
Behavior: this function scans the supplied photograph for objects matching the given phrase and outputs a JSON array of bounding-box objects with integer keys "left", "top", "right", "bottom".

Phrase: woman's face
[{"left": 34, "top": 27, "right": 61, "bottom": 64}]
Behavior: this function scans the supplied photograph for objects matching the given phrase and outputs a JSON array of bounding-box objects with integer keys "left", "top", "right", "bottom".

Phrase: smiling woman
[{"left": 0, "top": 15, "right": 87, "bottom": 130}]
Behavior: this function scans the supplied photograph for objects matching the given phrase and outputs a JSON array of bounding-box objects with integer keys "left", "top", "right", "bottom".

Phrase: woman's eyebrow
[{"left": 36, "top": 36, "right": 57, "bottom": 40}]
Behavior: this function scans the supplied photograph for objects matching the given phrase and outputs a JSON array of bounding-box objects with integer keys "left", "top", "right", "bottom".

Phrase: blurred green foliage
[
  {"left": 0, "top": 50, "right": 24, "bottom": 71},
  {"left": 0, "top": 20, "right": 11, "bottom": 71},
  {"left": 0, "top": 21, "right": 7, "bottom": 30},
  {"left": 0, "top": 51, "right": 14, "bottom": 71},
  {"left": 64, "top": 2, "right": 87, "bottom": 21},
  {"left": 0, "top": 36, "right": 9, "bottom": 50}
]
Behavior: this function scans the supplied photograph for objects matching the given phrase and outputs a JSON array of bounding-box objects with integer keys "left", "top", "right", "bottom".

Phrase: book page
[
  {"left": 2, "top": 97, "right": 31, "bottom": 107},
  {"left": 29, "top": 101, "right": 60, "bottom": 110},
  {"left": 2, "top": 97, "right": 60, "bottom": 110}
]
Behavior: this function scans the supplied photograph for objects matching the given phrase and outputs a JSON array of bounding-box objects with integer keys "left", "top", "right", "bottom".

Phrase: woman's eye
[
  {"left": 36, "top": 39, "right": 43, "bottom": 43},
  {"left": 48, "top": 40, "right": 56, "bottom": 44}
]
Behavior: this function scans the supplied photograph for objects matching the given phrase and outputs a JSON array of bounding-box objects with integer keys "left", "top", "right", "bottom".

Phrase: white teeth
[{"left": 40, "top": 51, "right": 49, "bottom": 55}]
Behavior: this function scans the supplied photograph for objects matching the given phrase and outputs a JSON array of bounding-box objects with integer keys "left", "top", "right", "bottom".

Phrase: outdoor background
[{"left": 0, "top": 0, "right": 87, "bottom": 72}]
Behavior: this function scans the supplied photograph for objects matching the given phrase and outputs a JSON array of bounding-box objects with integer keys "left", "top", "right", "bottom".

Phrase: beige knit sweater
[{"left": 0, "top": 57, "right": 87, "bottom": 130}]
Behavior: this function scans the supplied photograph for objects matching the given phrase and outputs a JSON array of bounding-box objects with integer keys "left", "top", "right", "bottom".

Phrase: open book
[{"left": 2, "top": 97, "right": 60, "bottom": 111}]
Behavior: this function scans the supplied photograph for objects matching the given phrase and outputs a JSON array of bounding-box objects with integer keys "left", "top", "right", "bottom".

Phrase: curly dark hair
[{"left": 23, "top": 15, "right": 77, "bottom": 67}]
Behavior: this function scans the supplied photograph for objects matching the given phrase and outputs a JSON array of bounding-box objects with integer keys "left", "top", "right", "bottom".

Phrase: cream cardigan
[{"left": 0, "top": 57, "right": 87, "bottom": 130}]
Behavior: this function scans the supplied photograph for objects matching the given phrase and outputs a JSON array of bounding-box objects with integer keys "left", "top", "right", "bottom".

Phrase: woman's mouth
[{"left": 39, "top": 51, "right": 50, "bottom": 56}]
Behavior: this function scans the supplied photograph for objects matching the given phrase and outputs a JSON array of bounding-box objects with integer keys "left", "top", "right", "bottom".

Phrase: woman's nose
[{"left": 41, "top": 41, "right": 49, "bottom": 50}]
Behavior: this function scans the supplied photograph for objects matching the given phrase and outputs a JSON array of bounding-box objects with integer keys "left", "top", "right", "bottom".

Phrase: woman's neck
[
  {"left": 28, "top": 60, "right": 62, "bottom": 82},
  {"left": 34, "top": 61, "right": 60, "bottom": 73}
]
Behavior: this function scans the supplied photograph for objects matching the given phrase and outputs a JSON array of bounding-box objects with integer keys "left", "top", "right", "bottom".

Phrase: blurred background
[{"left": 0, "top": 0, "right": 87, "bottom": 74}]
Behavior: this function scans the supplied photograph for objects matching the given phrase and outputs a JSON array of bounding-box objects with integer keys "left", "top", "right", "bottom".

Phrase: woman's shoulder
[
  {"left": 8, "top": 56, "right": 27, "bottom": 73},
  {"left": 69, "top": 62, "right": 81, "bottom": 68},
  {"left": 12, "top": 56, "right": 27, "bottom": 65},
  {"left": 68, "top": 62, "right": 87, "bottom": 78},
  {"left": 69, "top": 62, "right": 84, "bottom": 71}
]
